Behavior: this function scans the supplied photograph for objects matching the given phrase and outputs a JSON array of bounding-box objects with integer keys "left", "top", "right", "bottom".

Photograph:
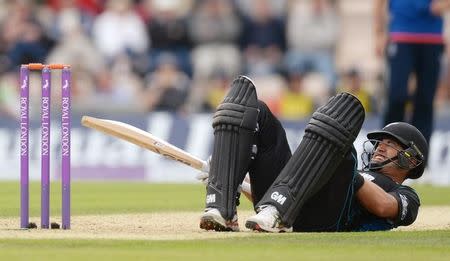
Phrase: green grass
[
  {"left": 0, "top": 182, "right": 449, "bottom": 260},
  {"left": 0, "top": 231, "right": 449, "bottom": 260},
  {"left": 0, "top": 182, "right": 448, "bottom": 218},
  {"left": 413, "top": 185, "right": 450, "bottom": 205},
  {"left": 0, "top": 182, "right": 254, "bottom": 217}
]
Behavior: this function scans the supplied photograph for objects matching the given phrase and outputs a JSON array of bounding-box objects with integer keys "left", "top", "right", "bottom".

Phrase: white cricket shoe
[
  {"left": 200, "top": 208, "right": 239, "bottom": 232},
  {"left": 245, "top": 205, "right": 293, "bottom": 233}
]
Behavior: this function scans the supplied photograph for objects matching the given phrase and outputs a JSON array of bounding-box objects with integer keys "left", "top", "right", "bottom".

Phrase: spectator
[
  {"left": 46, "top": 7, "right": 105, "bottom": 104},
  {"left": 93, "top": 54, "right": 145, "bottom": 111},
  {"left": 44, "top": 0, "right": 100, "bottom": 40},
  {"left": 374, "top": 0, "right": 450, "bottom": 145},
  {"left": 142, "top": 53, "right": 190, "bottom": 112},
  {"left": 146, "top": 0, "right": 193, "bottom": 75},
  {"left": 240, "top": 0, "right": 286, "bottom": 75},
  {"left": 188, "top": 0, "right": 242, "bottom": 80},
  {"left": 251, "top": 74, "right": 287, "bottom": 114},
  {"left": 337, "top": 68, "right": 376, "bottom": 115},
  {"left": 285, "top": 0, "right": 338, "bottom": 89},
  {"left": 92, "top": 0, "right": 148, "bottom": 64},
  {"left": 2, "top": 0, "right": 53, "bottom": 70},
  {"left": 234, "top": 0, "right": 288, "bottom": 18},
  {"left": 278, "top": 72, "right": 315, "bottom": 120},
  {"left": 45, "top": 0, "right": 104, "bottom": 17},
  {"left": 202, "top": 70, "right": 233, "bottom": 111},
  {"left": 0, "top": 72, "right": 19, "bottom": 119},
  {"left": 185, "top": 0, "right": 242, "bottom": 113}
]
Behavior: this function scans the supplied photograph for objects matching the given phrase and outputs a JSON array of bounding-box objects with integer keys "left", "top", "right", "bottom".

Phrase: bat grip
[{"left": 201, "top": 160, "right": 210, "bottom": 173}]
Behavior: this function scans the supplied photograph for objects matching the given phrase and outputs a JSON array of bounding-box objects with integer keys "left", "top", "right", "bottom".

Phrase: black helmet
[{"left": 366, "top": 122, "right": 428, "bottom": 179}]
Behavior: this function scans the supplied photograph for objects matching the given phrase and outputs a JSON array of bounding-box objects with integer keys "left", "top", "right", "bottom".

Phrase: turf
[
  {"left": 0, "top": 231, "right": 449, "bottom": 260},
  {"left": 0, "top": 182, "right": 448, "bottom": 217},
  {"left": 413, "top": 185, "right": 450, "bottom": 205},
  {"left": 0, "top": 182, "right": 449, "bottom": 260},
  {"left": 0, "top": 182, "right": 252, "bottom": 217}
]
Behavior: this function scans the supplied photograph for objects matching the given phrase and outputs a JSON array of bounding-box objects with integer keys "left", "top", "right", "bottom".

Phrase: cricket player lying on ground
[{"left": 196, "top": 76, "right": 427, "bottom": 232}]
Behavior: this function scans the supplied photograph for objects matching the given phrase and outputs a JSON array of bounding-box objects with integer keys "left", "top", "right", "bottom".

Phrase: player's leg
[
  {"left": 248, "top": 100, "right": 292, "bottom": 205},
  {"left": 200, "top": 76, "right": 259, "bottom": 231},
  {"left": 246, "top": 92, "right": 365, "bottom": 232},
  {"left": 291, "top": 148, "right": 358, "bottom": 232},
  {"left": 411, "top": 44, "right": 444, "bottom": 144},
  {"left": 384, "top": 42, "right": 414, "bottom": 125}
]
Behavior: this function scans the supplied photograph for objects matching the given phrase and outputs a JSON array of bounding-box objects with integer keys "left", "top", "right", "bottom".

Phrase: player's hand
[
  {"left": 195, "top": 156, "right": 252, "bottom": 199},
  {"left": 375, "top": 32, "right": 387, "bottom": 58},
  {"left": 195, "top": 156, "right": 211, "bottom": 185},
  {"left": 430, "top": 0, "right": 450, "bottom": 16},
  {"left": 196, "top": 170, "right": 209, "bottom": 185}
]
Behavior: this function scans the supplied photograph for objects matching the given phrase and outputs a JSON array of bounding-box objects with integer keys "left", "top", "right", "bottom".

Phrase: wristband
[{"left": 354, "top": 173, "right": 365, "bottom": 191}]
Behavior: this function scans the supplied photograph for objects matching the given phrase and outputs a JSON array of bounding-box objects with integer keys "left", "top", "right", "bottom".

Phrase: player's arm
[
  {"left": 373, "top": 0, "right": 388, "bottom": 58},
  {"left": 431, "top": 0, "right": 450, "bottom": 16},
  {"left": 355, "top": 177, "right": 399, "bottom": 219}
]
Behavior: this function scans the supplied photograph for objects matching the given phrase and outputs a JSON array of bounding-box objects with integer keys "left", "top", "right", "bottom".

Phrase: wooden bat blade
[{"left": 81, "top": 116, "right": 208, "bottom": 171}]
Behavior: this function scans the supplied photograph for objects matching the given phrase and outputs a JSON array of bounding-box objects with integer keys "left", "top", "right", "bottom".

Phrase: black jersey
[{"left": 349, "top": 171, "right": 421, "bottom": 231}]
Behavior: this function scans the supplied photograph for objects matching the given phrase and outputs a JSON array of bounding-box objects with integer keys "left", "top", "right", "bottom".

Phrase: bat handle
[{"left": 200, "top": 160, "right": 210, "bottom": 173}]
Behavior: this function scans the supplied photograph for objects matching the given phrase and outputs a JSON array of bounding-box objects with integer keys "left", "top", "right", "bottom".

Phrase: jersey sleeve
[{"left": 388, "top": 186, "right": 420, "bottom": 226}]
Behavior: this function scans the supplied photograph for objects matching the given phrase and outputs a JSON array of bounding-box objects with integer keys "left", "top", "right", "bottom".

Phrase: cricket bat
[{"left": 81, "top": 116, "right": 209, "bottom": 172}]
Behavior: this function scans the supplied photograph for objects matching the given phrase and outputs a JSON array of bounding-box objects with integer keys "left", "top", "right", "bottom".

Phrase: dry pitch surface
[{"left": 0, "top": 206, "right": 449, "bottom": 240}]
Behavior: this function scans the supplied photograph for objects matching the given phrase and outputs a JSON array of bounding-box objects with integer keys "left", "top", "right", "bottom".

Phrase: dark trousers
[
  {"left": 291, "top": 150, "right": 357, "bottom": 232},
  {"left": 384, "top": 42, "right": 444, "bottom": 144},
  {"left": 248, "top": 101, "right": 292, "bottom": 205},
  {"left": 250, "top": 101, "right": 358, "bottom": 231}
]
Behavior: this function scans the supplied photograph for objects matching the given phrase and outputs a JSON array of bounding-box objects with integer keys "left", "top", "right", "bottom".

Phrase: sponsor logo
[
  {"left": 206, "top": 194, "right": 216, "bottom": 204},
  {"left": 21, "top": 76, "right": 28, "bottom": 89},
  {"left": 41, "top": 96, "right": 50, "bottom": 155},
  {"left": 62, "top": 79, "right": 69, "bottom": 89},
  {"left": 271, "top": 192, "right": 286, "bottom": 205},
  {"left": 61, "top": 97, "right": 70, "bottom": 157},
  {"left": 43, "top": 79, "right": 49, "bottom": 89},
  {"left": 399, "top": 194, "right": 408, "bottom": 220}
]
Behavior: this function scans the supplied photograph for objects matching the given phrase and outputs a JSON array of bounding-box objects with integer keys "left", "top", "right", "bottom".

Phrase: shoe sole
[
  {"left": 200, "top": 216, "right": 238, "bottom": 232},
  {"left": 245, "top": 220, "right": 269, "bottom": 232},
  {"left": 245, "top": 220, "right": 291, "bottom": 233}
]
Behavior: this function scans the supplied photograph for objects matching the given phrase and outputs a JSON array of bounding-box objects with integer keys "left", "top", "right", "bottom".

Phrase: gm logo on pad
[
  {"left": 206, "top": 194, "right": 216, "bottom": 204},
  {"left": 271, "top": 192, "right": 286, "bottom": 205}
]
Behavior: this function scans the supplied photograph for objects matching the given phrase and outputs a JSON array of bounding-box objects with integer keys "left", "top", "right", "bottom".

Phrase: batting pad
[
  {"left": 206, "top": 76, "right": 259, "bottom": 220},
  {"left": 257, "top": 92, "right": 365, "bottom": 226}
]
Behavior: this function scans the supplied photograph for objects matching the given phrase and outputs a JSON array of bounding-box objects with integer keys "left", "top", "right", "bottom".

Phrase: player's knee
[
  {"left": 306, "top": 92, "right": 365, "bottom": 152},
  {"left": 213, "top": 76, "right": 259, "bottom": 131}
]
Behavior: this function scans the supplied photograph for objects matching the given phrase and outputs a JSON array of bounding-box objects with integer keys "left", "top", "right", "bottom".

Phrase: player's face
[{"left": 371, "top": 138, "right": 403, "bottom": 164}]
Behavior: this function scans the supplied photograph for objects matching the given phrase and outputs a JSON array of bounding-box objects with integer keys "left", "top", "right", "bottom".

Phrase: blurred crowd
[{"left": 0, "top": 0, "right": 449, "bottom": 120}]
